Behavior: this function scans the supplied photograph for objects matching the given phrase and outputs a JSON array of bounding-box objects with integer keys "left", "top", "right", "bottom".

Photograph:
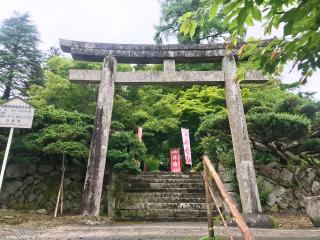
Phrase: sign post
[{"left": 0, "top": 97, "right": 34, "bottom": 193}]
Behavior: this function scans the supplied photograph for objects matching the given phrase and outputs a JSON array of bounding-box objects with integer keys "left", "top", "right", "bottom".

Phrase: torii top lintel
[{"left": 59, "top": 39, "right": 240, "bottom": 64}]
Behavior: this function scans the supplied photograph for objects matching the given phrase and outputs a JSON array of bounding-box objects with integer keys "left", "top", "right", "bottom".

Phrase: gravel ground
[
  {"left": 2, "top": 222, "right": 320, "bottom": 240},
  {"left": 0, "top": 210, "right": 319, "bottom": 240}
]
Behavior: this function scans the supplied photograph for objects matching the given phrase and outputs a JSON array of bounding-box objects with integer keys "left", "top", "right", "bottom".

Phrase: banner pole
[{"left": 0, "top": 127, "right": 14, "bottom": 193}]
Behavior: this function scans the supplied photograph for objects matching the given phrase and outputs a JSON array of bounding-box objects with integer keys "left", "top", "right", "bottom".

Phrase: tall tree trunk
[{"left": 2, "top": 85, "right": 11, "bottom": 100}]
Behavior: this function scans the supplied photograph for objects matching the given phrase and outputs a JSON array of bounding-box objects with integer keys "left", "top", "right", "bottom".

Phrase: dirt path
[{"left": 1, "top": 222, "right": 320, "bottom": 240}]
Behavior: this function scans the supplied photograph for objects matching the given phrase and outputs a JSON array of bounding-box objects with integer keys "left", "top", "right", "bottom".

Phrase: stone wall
[
  {"left": 0, "top": 160, "right": 319, "bottom": 214},
  {"left": 257, "top": 162, "right": 320, "bottom": 212},
  {"left": 0, "top": 160, "right": 88, "bottom": 212}
]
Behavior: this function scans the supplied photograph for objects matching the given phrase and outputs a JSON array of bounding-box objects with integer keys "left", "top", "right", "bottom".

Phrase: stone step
[
  {"left": 126, "top": 178, "right": 204, "bottom": 184},
  {"left": 120, "top": 192, "right": 206, "bottom": 198},
  {"left": 121, "top": 196, "right": 206, "bottom": 204},
  {"left": 125, "top": 182, "right": 204, "bottom": 189},
  {"left": 123, "top": 187, "right": 205, "bottom": 193},
  {"left": 115, "top": 209, "right": 210, "bottom": 219},
  {"left": 114, "top": 215, "right": 208, "bottom": 222},
  {"left": 118, "top": 202, "right": 207, "bottom": 210},
  {"left": 128, "top": 173, "right": 203, "bottom": 179}
]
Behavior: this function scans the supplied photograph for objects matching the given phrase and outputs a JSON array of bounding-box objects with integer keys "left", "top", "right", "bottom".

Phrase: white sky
[{"left": 0, "top": 0, "right": 319, "bottom": 99}]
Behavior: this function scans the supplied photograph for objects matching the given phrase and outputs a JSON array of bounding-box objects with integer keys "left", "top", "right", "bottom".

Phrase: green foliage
[
  {"left": 28, "top": 56, "right": 98, "bottom": 114},
  {"left": 144, "top": 156, "right": 160, "bottom": 172},
  {"left": 258, "top": 180, "right": 271, "bottom": 205},
  {"left": 0, "top": 12, "right": 43, "bottom": 99},
  {"left": 178, "top": 0, "right": 320, "bottom": 78},
  {"left": 253, "top": 151, "right": 277, "bottom": 164},
  {"left": 247, "top": 112, "right": 311, "bottom": 143},
  {"left": 108, "top": 131, "right": 146, "bottom": 174},
  {"left": 298, "top": 138, "right": 320, "bottom": 152},
  {"left": 155, "top": 0, "right": 228, "bottom": 44}
]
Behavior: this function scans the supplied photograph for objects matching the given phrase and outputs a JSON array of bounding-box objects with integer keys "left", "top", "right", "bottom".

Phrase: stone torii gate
[{"left": 60, "top": 39, "right": 266, "bottom": 217}]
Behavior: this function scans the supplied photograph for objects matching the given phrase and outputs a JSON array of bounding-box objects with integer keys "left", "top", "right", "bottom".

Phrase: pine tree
[{"left": 0, "top": 12, "right": 43, "bottom": 99}]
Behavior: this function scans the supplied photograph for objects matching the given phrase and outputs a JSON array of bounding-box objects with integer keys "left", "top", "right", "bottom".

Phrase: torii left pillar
[{"left": 82, "top": 56, "right": 116, "bottom": 216}]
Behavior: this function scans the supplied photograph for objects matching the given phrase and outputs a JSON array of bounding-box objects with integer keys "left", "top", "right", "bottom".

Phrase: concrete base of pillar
[{"left": 225, "top": 213, "right": 275, "bottom": 228}]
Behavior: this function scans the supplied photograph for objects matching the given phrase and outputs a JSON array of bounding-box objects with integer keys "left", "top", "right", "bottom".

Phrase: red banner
[
  {"left": 137, "top": 127, "right": 142, "bottom": 142},
  {"left": 181, "top": 128, "right": 192, "bottom": 165},
  {"left": 170, "top": 148, "right": 181, "bottom": 173}
]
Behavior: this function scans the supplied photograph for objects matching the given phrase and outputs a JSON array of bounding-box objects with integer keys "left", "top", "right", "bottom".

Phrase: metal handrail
[{"left": 203, "top": 155, "right": 254, "bottom": 240}]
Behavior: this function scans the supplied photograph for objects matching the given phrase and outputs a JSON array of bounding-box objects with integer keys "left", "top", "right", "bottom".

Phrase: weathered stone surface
[
  {"left": 38, "top": 165, "right": 53, "bottom": 173},
  {"left": 70, "top": 171, "right": 83, "bottom": 181},
  {"left": 312, "top": 181, "right": 320, "bottom": 194},
  {"left": 304, "top": 195, "right": 320, "bottom": 227},
  {"left": 263, "top": 180, "right": 275, "bottom": 193},
  {"left": 261, "top": 162, "right": 280, "bottom": 180},
  {"left": 82, "top": 56, "right": 116, "bottom": 217},
  {"left": 5, "top": 164, "right": 28, "bottom": 178},
  {"left": 27, "top": 193, "right": 37, "bottom": 202},
  {"left": 5, "top": 181, "right": 23, "bottom": 194},
  {"left": 273, "top": 186, "right": 286, "bottom": 197},
  {"left": 60, "top": 39, "right": 238, "bottom": 63},
  {"left": 278, "top": 201, "right": 289, "bottom": 209},
  {"left": 36, "top": 208, "right": 48, "bottom": 214},
  {"left": 223, "top": 55, "right": 262, "bottom": 214},
  {"left": 270, "top": 204, "right": 279, "bottom": 212},
  {"left": 284, "top": 151, "right": 300, "bottom": 161},
  {"left": 69, "top": 69, "right": 266, "bottom": 85},
  {"left": 116, "top": 172, "right": 211, "bottom": 221},
  {"left": 280, "top": 169, "right": 293, "bottom": 183},
  {"left": 267, "top": 193, "right": 277, "bottom": 207},
  {"left": 25, "top": 176, "right": 34, "bottom": 185},
  {"left": 307, "top": 170, "right": 316, "bottom": 183}
]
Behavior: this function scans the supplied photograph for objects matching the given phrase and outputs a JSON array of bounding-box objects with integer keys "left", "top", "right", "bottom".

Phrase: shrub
[
  {"left": 247, "top": 112, "right": 311, "bottom": 143},
  {"left": 144, "top": 156, "right": 160, "bottom": 172}
]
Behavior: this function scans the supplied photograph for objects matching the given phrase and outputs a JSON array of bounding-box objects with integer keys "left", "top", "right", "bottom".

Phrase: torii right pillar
[{"left": 223, "top": 54, "right": 262, "bottom": 214}]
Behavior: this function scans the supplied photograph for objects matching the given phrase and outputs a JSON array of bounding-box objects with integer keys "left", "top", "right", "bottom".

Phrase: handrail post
[
  {"left": 203, "top": 155, "right": 254, "bottom": 240},
  {"left": 203, "top": 162, "right": 214, "bottom": 239}
]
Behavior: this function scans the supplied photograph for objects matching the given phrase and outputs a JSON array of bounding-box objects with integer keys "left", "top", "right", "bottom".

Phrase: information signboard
[
  {"left": 0, "top": 97, "right": 35, "bottom": 193},
  {"left": 0, "top": 97, "right": 34, "bottom": 129}
]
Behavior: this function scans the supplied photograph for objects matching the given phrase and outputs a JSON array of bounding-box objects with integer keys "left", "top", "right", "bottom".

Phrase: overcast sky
[{"left": 0, "top": 0, "right": 319, "bottom": 99}]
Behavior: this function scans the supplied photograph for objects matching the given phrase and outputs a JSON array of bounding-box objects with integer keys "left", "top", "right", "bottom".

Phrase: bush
[
  {"left": 243, "top": 98, "right": 262, "bottom": 113},
  {"left": 247, "top": 112, "right": 311, "bottom": 143},
  {"left": 108, "top": 131, "right": 147, "bottom": 174},
  {"left": 298, "top": 103, "right": 320, "bottom": 119},
  {"left": 276, "top": 96, "right": 303, "bottom": 114},
  {"left": 144, "top": 156, "right": 160, "bottom": 172},
  {"left": 247, "top": 106, "right": 274, "bottom": 114},
  {"left": 298, "top": 138, "right": 320, "bottom": 152}
]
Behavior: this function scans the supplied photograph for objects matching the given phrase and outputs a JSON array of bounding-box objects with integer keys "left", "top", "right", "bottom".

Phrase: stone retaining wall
[
  {"left": 257, "top": 162, "right": 320, "bottom": 212},
  {"left": 0, "top": 160, "right": 319, "bottom": 213}
]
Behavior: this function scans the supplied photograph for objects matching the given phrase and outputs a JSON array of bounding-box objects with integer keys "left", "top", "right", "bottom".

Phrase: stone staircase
[{"left": 114, "top": 172, "right": 211, "bottom": 221}]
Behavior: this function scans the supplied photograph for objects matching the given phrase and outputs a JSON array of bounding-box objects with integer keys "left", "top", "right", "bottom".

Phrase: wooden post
[
  {"left": 203, "top": 164, "right": 214, "bottom": 239},
  {"left": 82, "top": 56, "right": 117, "bottom": 216},
  {"left": 222, "top": 54, "right": 262, "bottom": 214},
  {"left": 203, "top": 156, "right": 254, "bottom": 240}
]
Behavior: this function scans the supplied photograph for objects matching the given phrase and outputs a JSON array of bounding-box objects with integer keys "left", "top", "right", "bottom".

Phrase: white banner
[
  {"left": 137, "top": 127, "right": 142, "bottom": 142},
  {"left": 181, "top": 128, "right": 192, "bottom": 165}
]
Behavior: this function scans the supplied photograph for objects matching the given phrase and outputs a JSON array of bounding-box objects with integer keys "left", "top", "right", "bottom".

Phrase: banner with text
[
  {"left": 181, "top": 128, "right": 192, "bottom": 165},
  {"left": 137, "top": 127, "right": 142, "bottom": 142},
  {"left": 170, "top": 148, "right": 181, "bottom": 173}
]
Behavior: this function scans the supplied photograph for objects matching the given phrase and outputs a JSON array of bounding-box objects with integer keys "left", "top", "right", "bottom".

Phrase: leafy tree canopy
[
  {"left": 155, "top": 0, "right": 228, "bottom": 44},
  {"left": 178, "top": 0, "right": 320, "bottom": 80},
  {"left": 0, "top": 12, "right": 43, "bottom": 99}
]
